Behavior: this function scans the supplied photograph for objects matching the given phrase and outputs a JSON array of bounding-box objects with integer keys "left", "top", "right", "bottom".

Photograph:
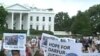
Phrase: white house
[{"left": 5, "top": 4, "right": 55, "bottom": 35}]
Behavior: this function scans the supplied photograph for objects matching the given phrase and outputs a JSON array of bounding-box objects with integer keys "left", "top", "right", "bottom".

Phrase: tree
[
  {"left": 71, "top": 11, "right": 92, "bottom": 36},
  {"left": 86, "top": 4, "right": 100, "bottom": 35},
  {"left": 54, "top": 12, "right": 70, "bottom": 31},
  {"left": 63, "top": 13, "right": 71, "bottom": 32},
  {"left": 0, "top": 5, "right": 8, "bottom": 32}
]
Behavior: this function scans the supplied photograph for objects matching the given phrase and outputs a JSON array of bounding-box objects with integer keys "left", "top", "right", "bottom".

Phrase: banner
[
  {"left": 3, "top": 33, "right": 26, "bottom": 50},
  {"left": 47, "top": 40, "right": 82, "bottom": 56},
  {"left": 59, "top": 38, "right": 76, "bottom": 43},
  {"left": 82, "top": 53, "right": 100, "bottom": 56},
  {"left": 40, "top": 33, "right": 59, "bottom": 49},
  {"left": 0, "top": 40, "right": 2, "bottom": 51}
]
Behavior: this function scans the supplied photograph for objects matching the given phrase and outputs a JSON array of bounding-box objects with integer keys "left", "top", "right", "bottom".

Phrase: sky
[{"left": 1, "top": 0, "right": 100, "bottom": 17}]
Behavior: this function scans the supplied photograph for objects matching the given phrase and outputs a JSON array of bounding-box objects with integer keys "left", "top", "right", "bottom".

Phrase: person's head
[{"left": 11, "top": 50, "right": 20, "bottom": 56}]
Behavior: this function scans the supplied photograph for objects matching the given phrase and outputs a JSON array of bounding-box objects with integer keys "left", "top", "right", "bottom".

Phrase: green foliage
[
  {"left": 71, "top": 11, "right": 92, "bottom": 36},
  {"left": 4, "top": 29, "right": 27, "bottom": 33},
  {"left": 86, "top": 4, "right": 100, "bottom": 35},
  {"left": 54, "top": 12, "right": 71, "bottom": 31},
  {"left": 0, "top": 5, "right": 8, "bottom": 32},
  {"left": 70, "top": 4, "right": 100, "bottom": 36},
  {"left": 30, "top": 29, "right": 54, "bottom": 35}
]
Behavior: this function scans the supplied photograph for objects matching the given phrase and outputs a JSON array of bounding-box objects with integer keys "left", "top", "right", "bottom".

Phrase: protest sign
[
  {"left": 82, "top": 53, "right": 100, "bottom": 56},
  {"left": 20, "top": 50, "right": 26, "bottom": 56},
  {"left": 40, "top": 33, "right": 59, "bottom": 49},
  {"left": 0, "top": 40, "right": 2, "bottom": 51},
  {"left": 60, "top": 38, "right": 76, "bottom": 43},
  {"left": 3, "top": 33, "right": 26, "bottom": 50},
  {"left": 46, "top": 40, "right": 82, "bottom": 56},
  {"left": 40, "top": 33, "right": 59, "bottom": 55}
]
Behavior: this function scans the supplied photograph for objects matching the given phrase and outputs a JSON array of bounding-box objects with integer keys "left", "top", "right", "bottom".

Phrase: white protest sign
[
  {"left": 46, "top": 40, "right": 82, "bottom": 56},
  {"left": 82, "top": 53, "right": 100, "bottom": 56},
  {"left": 3, "top": 33, "right": 26, "bottom": 50},
  {"left": 60, "top": 38, "right": 76, "bottom": 43},
  {"left": 40, "top": 33, "right": 59, "bottom": 49},
  {"left": 20, "top": 50, "right": 26, "bottom": 56},
  {"left": 0, "top": 40, "right": 2, "bottom": 51}
]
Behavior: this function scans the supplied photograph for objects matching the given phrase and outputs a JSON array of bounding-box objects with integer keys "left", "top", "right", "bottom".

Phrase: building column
[
  {"left": 19, "top": 13, "right": 22, "bottom": 30},
  {"left": 27, "top": 13, "right": 30, "bottom": 36},
  {"left": 11, "top": 12, "right": 14, "bottom": 30}
]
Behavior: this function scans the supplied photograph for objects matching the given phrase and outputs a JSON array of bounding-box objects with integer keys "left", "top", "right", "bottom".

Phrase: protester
[
  {"left": 26, "top": 41, "right": 32, "bottom": 56},
  {"left": 4, "top": 49, "right": 12, "bottom": 56},
  {"left": 11, "top": 50, "right": 20, "bottom": 56},
  {"left": 0, "top": 50, "right": 5, "bottom": 56}
]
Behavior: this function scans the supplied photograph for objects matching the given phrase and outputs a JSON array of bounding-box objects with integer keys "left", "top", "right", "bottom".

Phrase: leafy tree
[
  {"left": 0, "top": 5, "right": 8, "bottom": 32},
  {"left": 54, "top": 12, "right": 71, "bottom": 31},
  {"left": 63, "top": 13, "right": 71, "bottom": 31},
  {"left": 86, "top": 4, "right": 100, "bottom": 35},
  {"left": 71, "top": 11, "right": 92, "bottom": 36},
  {"left": 54, "top": 12, "right": 64, "bottom": 31}
]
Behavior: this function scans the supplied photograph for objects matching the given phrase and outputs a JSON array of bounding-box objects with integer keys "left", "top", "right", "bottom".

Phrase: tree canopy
[
  {"left": 54, "top": 4, "right": 100, "bottom": 36},
  {"left": 0, "top": 5, "right": 8, "bottom": 32},
  {"left": 71, "top": 11, "right": 92, "bottom": 36},
  {"left": 54, "top": 12, "right": 71, "bottom": 31}
]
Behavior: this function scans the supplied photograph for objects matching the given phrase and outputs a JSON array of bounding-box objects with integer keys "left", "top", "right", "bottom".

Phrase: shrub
[
  {"left": 4, "top": 29, "right": 27, "bottom": 33},
  {"left": 30, "top": 29, "right": 54, "bottom": 35}
]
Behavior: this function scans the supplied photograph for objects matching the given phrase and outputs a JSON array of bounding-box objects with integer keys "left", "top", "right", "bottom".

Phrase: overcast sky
[{"left": 1, "top": 0, "right": 100, "bottom": 17}]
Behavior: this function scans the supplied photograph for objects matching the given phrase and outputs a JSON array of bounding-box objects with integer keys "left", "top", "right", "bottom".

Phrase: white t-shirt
[{"left": 95, "top": 40, "right": 100, "bottom": 44}]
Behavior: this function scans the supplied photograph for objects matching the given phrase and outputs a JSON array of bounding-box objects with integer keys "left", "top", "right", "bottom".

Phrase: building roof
[
  {"left": 6, "top": 4, "right": 54, "bottom": 13},
  {"left": 6, "top": 3, "right": 30, "bottom": 11}
]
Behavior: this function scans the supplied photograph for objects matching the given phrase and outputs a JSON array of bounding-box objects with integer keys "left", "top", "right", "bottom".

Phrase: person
[
  {"left": 34, "top": 48, "right": 44, "bottom": 56},
  {"left": 4, "top": 49, "right": 12, "bottom": 56},
  {"left": 0, "top": 50, "right": 5, "bottom": 56},
  {"left": 26, "top": 41, "right": 32, "bottom": 56},
  {"left": 11, "top": 50, "right": 20, "bottom": 56}
]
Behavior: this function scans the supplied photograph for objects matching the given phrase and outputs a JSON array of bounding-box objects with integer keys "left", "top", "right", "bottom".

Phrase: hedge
[
  {"left": 3, "top": 29, "right": 27, "bottom": 33},
  {"left": 30, "top": 29, "right": 54, "bottom": 35}
]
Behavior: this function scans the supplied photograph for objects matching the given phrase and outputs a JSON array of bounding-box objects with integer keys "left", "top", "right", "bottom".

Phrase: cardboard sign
[
  {"left": 40, "top": 33, "right": 59, "bottom": 49},
  {"left": 3, "top": 33, "right": 26, "bottom": 50},
  {"left": 0, "top": 40, "right": 2, "bottom": 51},
  {"left": 47, "top": 40, "right": 82, "bottom": 56}
]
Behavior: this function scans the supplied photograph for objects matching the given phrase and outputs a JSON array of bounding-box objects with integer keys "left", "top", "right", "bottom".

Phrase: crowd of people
[
  {"left": 76, "top": 37, "right": 100, "bottom": 53},
  {"left": 0, "top": 36, "right": 44, "bottom": 56},
  {"left": 0, "top": 36, "right": 100, "bottom": 56}
]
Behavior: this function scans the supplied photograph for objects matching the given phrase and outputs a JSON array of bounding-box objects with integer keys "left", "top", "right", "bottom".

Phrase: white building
[{"left": 5, "top": 4, "right": 55, "bottom": 35}]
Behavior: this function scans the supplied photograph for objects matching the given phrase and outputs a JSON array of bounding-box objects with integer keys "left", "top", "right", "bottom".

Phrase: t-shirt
[
  {"left": 5, "top": 50, "right": 12, "bottom": 56},
  {"left": 95, "top": 40, "right": 100, "bottom": 44}
]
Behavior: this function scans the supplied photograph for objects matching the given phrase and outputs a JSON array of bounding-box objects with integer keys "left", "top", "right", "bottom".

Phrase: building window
[
  {"left": 22, "top": 16, "right": 24, "bottom": 21},
  {"left": 6, "top": 24, "right": 8, "bottom": 29},
  {"left": 30, "top": 25, "right": 32, "bottom": 29},
  {"left": 36, "top": 25, "right": 39, "bottom": 30},
  {"left": 43, "top": 17, "right": 45, "bottom": 21},
  {"left": 22, "top": 25, "right": 23, "bottom": 30},
  {"left": 30, "top": 16, "right": 33, "bottom": 21},
  {"left": 22, "top": 18, "right": 24, "bottom": 21},
  {"left": 49, "top": 25, "right": 51, "bottom": 31},
  {"left": 36, "top": 16, "right": 39, "bottom": 21},
  {"left": 43, "top": 25, "right": 45, "bottom": 30},
  {"left": 49, "top": 17, "right": 51, "bottom": 22},
  {"left": 14, "top": 27, "right": 16, "bottom": 30}
]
